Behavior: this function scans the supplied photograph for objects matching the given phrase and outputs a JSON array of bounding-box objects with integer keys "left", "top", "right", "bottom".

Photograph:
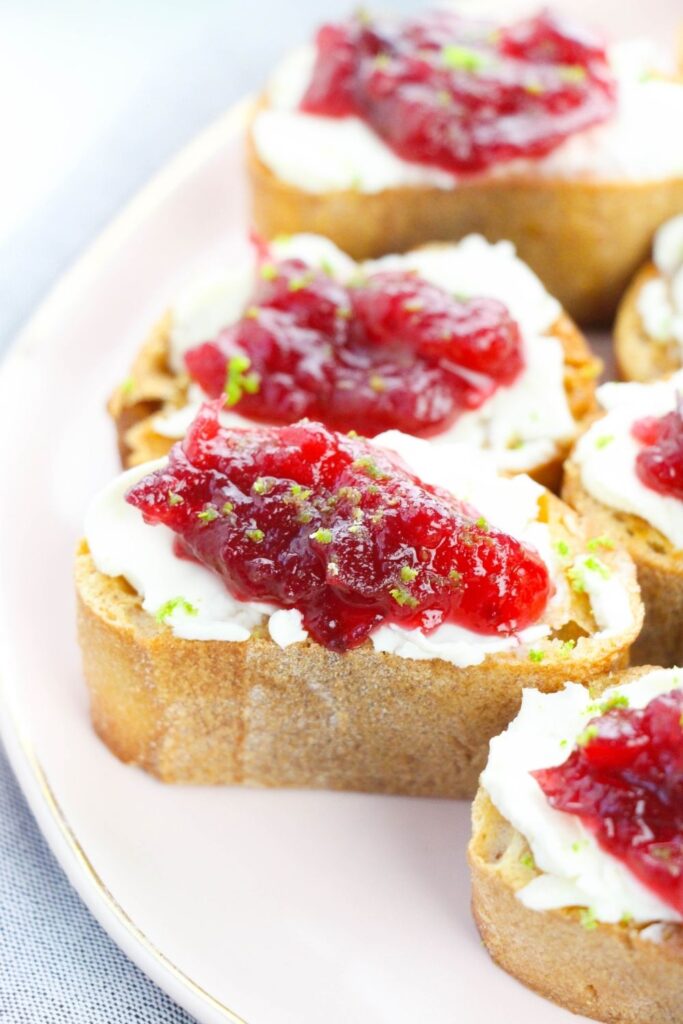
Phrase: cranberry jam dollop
[
  {"left": 534, "top": 689, "right": 683, "bottom": 915},
  {"left": 299, "top": 8, "right": 617, "bottom": 175},
  {"left": 184, "top": 256, "right": 524, "bottom": 437},
  {"left": 126, "top": 403, "right": 551, "bottom": 652},
  {"left": 631, "top": 400, "right": 683, "bottom": 501}
]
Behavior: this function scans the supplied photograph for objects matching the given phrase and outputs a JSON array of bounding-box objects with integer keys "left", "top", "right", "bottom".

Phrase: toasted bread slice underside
[
  {"left": 247, "top": 129, "right": 683, "bottom": 326},
  {"left": 109, "top": 303, "right": 601, "bottom": 493},
  {"left": 75, "top": 488, "right": 641, "bottom": 796},
  {"left": 469, "top": 776, "right": 683, "bottom": 1024},
  {"left": 562, "top": 456, "right": 683, "bottom": 668}
]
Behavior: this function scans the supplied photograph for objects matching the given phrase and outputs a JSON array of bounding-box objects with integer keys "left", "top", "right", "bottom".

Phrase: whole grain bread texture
[
  {"left": 563, "top": 455, "right": 683, "bottom": 668},
  {"left": 75, "top": 489, "right": 642, "bottom": 796},
  {"left": 109, "top": 299, "right": 601, "bottom": 494},
  {"left": 247, "top": 128, "right": 683, "bottom": 326},
  {"left": 469, "top": 759, "right": 683, "bottom": 1024},
  {"left": 614, "top": 262, "right": 682, "bottom": 382}
]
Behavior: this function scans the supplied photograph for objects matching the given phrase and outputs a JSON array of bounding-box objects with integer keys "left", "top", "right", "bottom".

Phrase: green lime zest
[
  {"left": 559, "top": 64, "right": 587, "bottom": 83},
  {"left": 155, "top": 596, "right": 198, "bottom": 624},
  {"left": 225, "top": 354, "right": 261, "bottom": 407},
  {"left": 599, "top": 692, "right": 629, "bottom": 713},
  {"left": 567, "top": 564, "right": 586, "bottom": 593},
  {"left": 389, "top": 586, "right": 419, "bottom": 608},
  {"left": 584, "top": 556, "right": 610, "bottom": 580},
  {"left": 442, "top": 44, "right": 488, "bottom": 72},
  {"left": 197, "top": 507, "right": 219, "bottom": 523},
  {"left": 400, "top": 565, "right": 418, "bottom": 583},
  {"left": 352, "top": 457, "right": 387, "bottom": 480},
  {"left": 252, "top": 477, "right": 273, "bottom": 496},
  {"left": 289, "top": 483, "right": 312, "bottom": 502},
  {"left": 576, "top": 724, "right": 599, "bottom": 748},
  {"left": 288, "top": 271, "right": 315, "bottom": 292},
  {"left": 586, "top": 535, "right": 615, "bottom": 552},
  {"left": 559, "top": 639, "right": 576, "bottom": 658},
  {"left": 595, "top": 434, "right": 614, "bottom": 450},
  {"left": 310, "top": 528, "right": 333, "bottom": 544}
]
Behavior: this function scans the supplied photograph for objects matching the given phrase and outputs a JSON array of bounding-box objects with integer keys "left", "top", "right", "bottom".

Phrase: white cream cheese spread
[{"left": 574, "top": 370, "right": 683, "bottom": 549}]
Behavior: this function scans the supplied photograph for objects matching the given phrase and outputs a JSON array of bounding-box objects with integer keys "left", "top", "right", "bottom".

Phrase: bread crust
[
  {"left": 469, "top": 782, "right": 683, "bottom": 1024},
  {"left": 562, "top": 456, "right": 683, "bottom": 668},
  {"left": 247, "top": 130, "right": 683, "bottom": 326},
  {"left": 614, "top": 262, "right": 682, "bottom": 383},
  {"left": 109, "top": 304, "right": 601, "bottom": 492},
  {"left": 75, "top": 488, "right": 641, "bottom": 795}
]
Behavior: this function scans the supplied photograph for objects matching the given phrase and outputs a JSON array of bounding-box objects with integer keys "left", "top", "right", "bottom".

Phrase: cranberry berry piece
[
  {"left": 534, "top": 689, "right": 683, "bottom": 915},
  {"left": 183, "top": 258, "right": 525, "bottom": 437},
  {"left": 126, "top": 403, "right": 552, "bottom": 652},
  {"left": 352, "top": 272, "right": 524, "bottom": 389},
  {"left": 632, "top": 398, "right": 683, "bottom": 501},
  {"left": 300, "top": 9, "right": 617, "bottom": 175}
]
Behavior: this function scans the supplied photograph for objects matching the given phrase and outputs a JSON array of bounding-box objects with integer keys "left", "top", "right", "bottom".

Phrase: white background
[{"left": 0, "top": 0, "right": 420, "bottom": 349}]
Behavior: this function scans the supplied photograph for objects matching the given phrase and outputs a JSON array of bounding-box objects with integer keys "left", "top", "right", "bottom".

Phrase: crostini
[
  {"left": 109, "top": 232, "right": 600, "bottom": 492},
  {"left": 563, "top": 371, "right": 683, "bottom": 667},
  {"left": 77, "top": 405, "right": 641, "bottom": 796},
  {"left": 248, "top": 8, "right": 683, "bottom": 325},
  {"left": 615, "top": 213, "right": 683, "bottom": 382},
  {"left": 470, "top": 667, "right": 683, "bottom": 1024}
]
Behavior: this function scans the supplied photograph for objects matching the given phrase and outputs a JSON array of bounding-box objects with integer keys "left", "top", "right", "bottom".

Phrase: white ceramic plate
[{"left": 0, "top": 99, "right": 629, "bottom": 1024}]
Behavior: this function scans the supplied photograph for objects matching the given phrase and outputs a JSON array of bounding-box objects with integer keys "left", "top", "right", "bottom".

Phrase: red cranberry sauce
[
  {"left": 632, "top": 400, "right": 683, "bottom": 501},
  {"left": 534, "top": 688, "right": 683, "bottom": 915},
  {"left": 126, "top": 403, "right": 551, "bottom": 652},
  {"left": 300, "top": 8, "right": 617, "bottom": 175},
  {"left": 184, "top": 257, "right": 524, "bottom": 437}
]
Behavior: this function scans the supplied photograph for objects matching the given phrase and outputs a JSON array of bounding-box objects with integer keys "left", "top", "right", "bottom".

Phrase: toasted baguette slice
[
  {"left": 614, "top": 262, "right": 682, "bottom": 382},
  {"left": 562, "top": 456, "right": 683, "bottom": 668},
  {"left": 109, "top": 304, "right": 600, "bottom": 493},
  {"left": 469, "top": 780, "right": 683, "bottom": 1024},
  {"left": 248, "top": 132, "right": 683, "bottom": 326},
  {"left": 75, "top": 486, "right": 642, "bottom": 796}
]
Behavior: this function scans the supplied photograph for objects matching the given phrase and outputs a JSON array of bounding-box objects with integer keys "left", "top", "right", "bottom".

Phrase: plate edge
[{"left": 0, "top": 96, "right": 257, "bottom": 1024}]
